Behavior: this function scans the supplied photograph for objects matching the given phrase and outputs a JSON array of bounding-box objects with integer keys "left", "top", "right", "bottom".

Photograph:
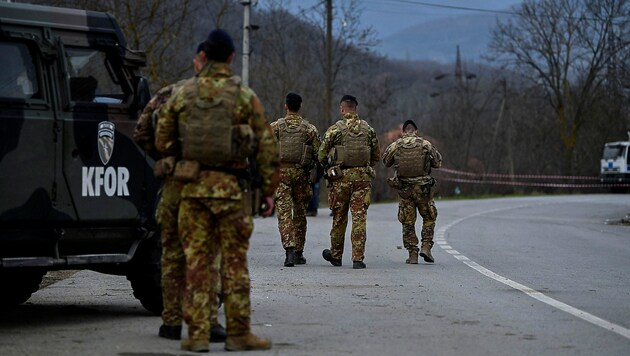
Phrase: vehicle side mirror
[{"left": 135, "top": 76, "right": 151, "bottom": 111}]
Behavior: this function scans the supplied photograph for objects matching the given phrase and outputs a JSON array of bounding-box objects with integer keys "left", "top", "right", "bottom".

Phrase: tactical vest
[
  {"left": 396, "top": 138, "right": 429, "bottom": 178},
  {"left": 277, "top": 117, "right": 313, "bottom": 167},
  {"left": 179, "top": 76, "right": 254, "bottom": 167},
  {"left": 334, "top": 120, "right": 371, "bottom": 167}
]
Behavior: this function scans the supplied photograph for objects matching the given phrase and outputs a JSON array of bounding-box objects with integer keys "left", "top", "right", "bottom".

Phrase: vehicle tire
[
  {"left": 127, "top": 235, "right": 163, "bottom": 315},
  {"left": 0, "top": 269, "right": 45, "bottom": 306}
]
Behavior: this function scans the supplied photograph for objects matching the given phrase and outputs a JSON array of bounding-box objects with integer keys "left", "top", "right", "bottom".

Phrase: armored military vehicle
[{"left": 0, "top": 2, "right": 162, "bottom": 313}]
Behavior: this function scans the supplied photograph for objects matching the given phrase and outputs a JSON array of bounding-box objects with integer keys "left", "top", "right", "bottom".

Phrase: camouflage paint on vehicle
[{"left": 0, "top": 2, "right": 161, "bottom": 313}]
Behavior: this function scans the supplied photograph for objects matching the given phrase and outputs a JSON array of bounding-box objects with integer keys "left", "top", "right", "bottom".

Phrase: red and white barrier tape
[
  {"left": 439, "top": 167, "right": 601, "bottom": 181},
  {"left": 440, "top": 177, "right": 630, "bottom": 188}
]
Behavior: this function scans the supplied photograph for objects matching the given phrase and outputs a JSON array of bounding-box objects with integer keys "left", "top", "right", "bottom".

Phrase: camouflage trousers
[
  {"left": 327, "top": 180, "right": 372, "bottom": 262},
  {"left": 275, "top": 169, "right": 312, "bottom": 251},
  {"left": 397, "top": 183, "right": 438, "bottom": 251},
  {"left": 178, "top": 197, "right": 253, "bottom": 341},
  {"left": 156, "top": 178, "right": 221, "bottom": 327}
]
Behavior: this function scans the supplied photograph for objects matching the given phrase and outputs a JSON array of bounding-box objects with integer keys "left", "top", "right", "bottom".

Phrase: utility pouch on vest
[
  {"left": 300, "top": 145, "right": 313, "bottom": 167},
  {"left": 173, "top": 160, "right": 200, "bottom": 182},
  {"left": 387, "top": 177, "right": 402, "bottom": 190},
  {"left": 333, "top": 146, "right": 345, "bottom": 167},
  {"left": 326, "top": 165, "right": 343, "bottom": 182},
  {"left": 342, "top": 143, "right": 370, "bottom": 167},
  {"left": 398, "top": 186, "right": 413, "bottom": 199},
  {"left": 420, "top": 177, "right": 436, "bottom": 198},
  {"left": 153, "top": 156, "right": 176, "bottom": 178}
]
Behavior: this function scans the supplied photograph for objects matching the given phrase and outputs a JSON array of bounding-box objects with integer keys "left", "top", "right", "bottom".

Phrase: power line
[
  {"left": 384, "top": 0, "right": 517, "bottom": 16},
  {"left": 380, "top": 0, "right": 627, "bottom": 22}
]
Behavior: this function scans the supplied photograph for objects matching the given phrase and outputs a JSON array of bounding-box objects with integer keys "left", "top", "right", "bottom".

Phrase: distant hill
[{"left": 377, "top": 12, "right": 511, "bottom": 63}]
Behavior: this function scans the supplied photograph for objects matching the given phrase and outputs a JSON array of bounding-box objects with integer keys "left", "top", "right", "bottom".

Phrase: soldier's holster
[
  {"left": 153, "top": 156, "right": 176, "bottom": 178},
  {"left": 173, "top": 160, "right": 200, "bottom": 182}
]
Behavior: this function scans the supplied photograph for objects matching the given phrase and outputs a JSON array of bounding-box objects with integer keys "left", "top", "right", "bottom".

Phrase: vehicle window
[
  {"left": 603, "top": 145, "right": 623, "bottom": 160},
  {"left": 66, "top": 47, "right": 127, "bottom": 104},
  {"left": 0, "top": 41, "right": 41, "bottom": 99}
]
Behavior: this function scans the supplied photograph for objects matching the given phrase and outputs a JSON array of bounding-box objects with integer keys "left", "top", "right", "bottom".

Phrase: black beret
[
  {"left": 285, "top": 92, "right": 302, "bottom": 104},
  {"left": 403, "top": 120, "right": 418, "bottom": 131},
  {"left": 340, "top": 94, "right": 358, "bottom": 106},
  {"left": 204, "top": 29, "right": 235, "bottom": 62}
]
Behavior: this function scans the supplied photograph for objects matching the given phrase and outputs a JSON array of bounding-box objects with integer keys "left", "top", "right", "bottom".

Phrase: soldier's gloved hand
[{"left": 260, "top": 196, "right": 275, "bottom": 218}]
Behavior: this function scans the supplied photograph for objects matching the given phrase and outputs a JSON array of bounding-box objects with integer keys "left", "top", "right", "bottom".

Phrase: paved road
[{"left": 0, "top": 195, "right": 629, "bottom": 355}]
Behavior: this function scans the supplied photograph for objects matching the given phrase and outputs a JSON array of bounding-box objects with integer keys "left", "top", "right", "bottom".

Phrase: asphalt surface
[{"left": 0, "top": 194, "right": 629, "bottom": 355}]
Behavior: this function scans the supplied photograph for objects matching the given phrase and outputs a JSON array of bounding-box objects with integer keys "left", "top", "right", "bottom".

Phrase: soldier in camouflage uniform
[
  {"left": 318, "top": 95, "right": 380, "bottom": 269},
  {"left": 133, "top": 44, "right": 227, "bottom": 342},
  {"left": 270, "top": 93, "right": 320, "bottom": 267},
  {"left": 155, "top": 30, "right": 279, "bottom": 352},
  {"left": 382, "top": 120, "right": 442, "bottom": 264}
]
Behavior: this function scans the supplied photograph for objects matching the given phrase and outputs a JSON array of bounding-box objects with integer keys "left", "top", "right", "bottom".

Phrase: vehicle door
[
  {"left": 56, "top": 38, "right": 149, "bottom": 224},
  {"left": 0, "top": 35, "right": 60, "bottom": 225}
]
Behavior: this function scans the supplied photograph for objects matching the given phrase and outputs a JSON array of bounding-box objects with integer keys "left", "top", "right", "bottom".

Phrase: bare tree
[
  {"left": 248, "top": 1, "right": 319, "bottom": 121},
  {"left": 248, "top": 0, "right": 379, "bottom": 130},
  {"left": 490, "top": 0, "right": 630, "bottom": 174},
  {"left": 28, "top": 0, "right": 240, "bottom": 90},
  {"left": 301, "top": 0, "right": 379, "bottom": 126}
]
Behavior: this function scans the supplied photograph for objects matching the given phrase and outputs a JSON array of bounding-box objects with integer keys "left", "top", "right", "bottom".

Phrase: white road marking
[{"left": 437, "top": 205, "right": 630, "bottom": 340}]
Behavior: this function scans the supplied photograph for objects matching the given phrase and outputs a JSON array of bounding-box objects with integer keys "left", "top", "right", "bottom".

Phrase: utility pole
[
  {"left": 240, "top": 0, "right": 254, "bottom": 87},
  {"left": 454, "top": 45, "right": 463, "bottom": 89},
  {"left": 325, "top": 0, "right": 333, "bottom": 125}
]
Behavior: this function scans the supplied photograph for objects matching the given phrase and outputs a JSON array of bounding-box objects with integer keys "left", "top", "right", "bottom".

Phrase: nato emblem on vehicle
[{"left": 98, "top": 121, "right": 115, "bottom": 165}]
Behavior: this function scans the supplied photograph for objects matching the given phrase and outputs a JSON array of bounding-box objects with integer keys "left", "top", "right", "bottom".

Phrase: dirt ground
[{"left": 40, "top": 270, "right": 78, "bottom": 288}]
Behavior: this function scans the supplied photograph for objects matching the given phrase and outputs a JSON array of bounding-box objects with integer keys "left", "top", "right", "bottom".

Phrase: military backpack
[
  {"left": 277, "top": 117, "right": 313, "bottom": 167},
  {"left": 179, "top": 76, "right": 255, "bottom": 167},
  {"left": 334, "top": 120, "right": 371, "bottom": 167},
  {"left": 395, "top": 137, "right": 430, "bottom": 178}
]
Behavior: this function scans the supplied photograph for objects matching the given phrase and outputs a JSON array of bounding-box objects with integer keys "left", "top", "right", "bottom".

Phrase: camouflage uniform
[
  {"left": 318, "top": 112, "right": 380, "bottom": 263},
  {"left": 270, "top": 114, "right": 320, "bottom": 253},
  {"left": 155, "top": 62, "right": 279, "bottom": 343},
  {"left": 134, "top": 82, "right": 222, "bottom": 331},
  {"left": 382, "top": 132, "right": 442, "bottom": 260}
]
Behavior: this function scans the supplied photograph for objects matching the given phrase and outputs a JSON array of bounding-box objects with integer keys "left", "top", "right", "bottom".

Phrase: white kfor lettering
[
  {"left": 82, "top": 167, "right": 95, "bottom": 196},
  {"left": 81, "top": 166, "right": 130, "bottom": 197},
  {"left": 94, "top": 167, "right": 104, "bottom": 196},
  {"left": 104, "top": 167, "right": 117, "bottom": 196},
  {"left": 117, "top": 167, "right": 130, "bottom": 196}
]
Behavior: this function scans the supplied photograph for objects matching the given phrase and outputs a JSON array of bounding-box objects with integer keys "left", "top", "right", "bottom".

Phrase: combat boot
[
  {"left": 352, "top": 261, "right": 366, "bottom": 269},
  {"left": 295, "top": 250, "right": 306, "bottom": 265},
  {"left": 420, "top": 240, "right": 434, "bottom": 263},
  {"left": 158, "top": 324, "right": 181, "bottom": 340},
  {"left": 406, "top": 248, "right": 419, "bottom": 264},
  {"left": 225, "top": 333, "right": 272, "bottom": 351},
  {"left": 322, "top": 249, "right": 341, "bottom": 266},
  {"left": 181, "top": 338, "right": 210, "bottom": 352},
  {"left": 210, "top": 323, "right": 227, "bottom": 343},
  {"left": 284, "top": 247, "right": 296, "bottom": 267}
]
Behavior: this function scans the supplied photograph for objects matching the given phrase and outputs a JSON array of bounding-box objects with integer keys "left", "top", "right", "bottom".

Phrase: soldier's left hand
[{"left": 260, "top": 196, "right": 274, "bottom": 218}]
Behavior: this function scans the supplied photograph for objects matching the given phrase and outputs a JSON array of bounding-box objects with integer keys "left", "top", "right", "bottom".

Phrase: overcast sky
[{"left": 284, "top": 0, "right": 523, "bottom": 39}]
